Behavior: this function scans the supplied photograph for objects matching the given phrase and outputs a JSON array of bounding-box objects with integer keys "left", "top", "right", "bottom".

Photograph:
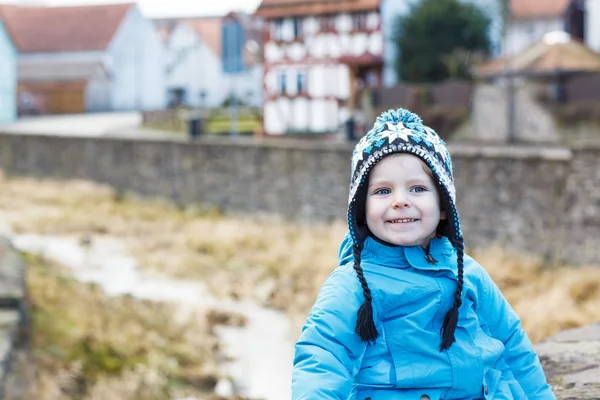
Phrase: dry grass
[
  {"left": 1, "top": 172, "right": 600, "bottom": 346},
  {"left": 471, "top": 247, "right": 600, "bottom": 343},
  {"left": 20, "top": 252, "right": 226, "bottom": 400},
  {"left": 0, "top": 172, "right": 346, "bottom": 330}
]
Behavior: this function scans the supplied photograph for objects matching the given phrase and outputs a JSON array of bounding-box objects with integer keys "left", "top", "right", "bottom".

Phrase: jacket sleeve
[
  {"left": 475, "top": 262, "right": 555, "bottom": 399},
  {"left": 292, "top": 267, "right": 369, "bottom": 400}
]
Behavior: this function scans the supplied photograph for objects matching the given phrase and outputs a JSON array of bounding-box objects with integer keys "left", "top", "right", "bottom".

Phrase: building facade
[{"left": 256, "top": 0, "right": 383, "bottom": 135}]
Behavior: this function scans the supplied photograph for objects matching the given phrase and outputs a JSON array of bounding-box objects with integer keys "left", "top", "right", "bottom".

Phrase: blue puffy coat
[{"left": 292, "top": 235, "right": 555, "bottom": 400}]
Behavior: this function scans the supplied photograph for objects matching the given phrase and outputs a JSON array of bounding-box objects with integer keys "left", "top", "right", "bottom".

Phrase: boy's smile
[{"left": 365, "top": 154, "right": 446, "bottom": 247}]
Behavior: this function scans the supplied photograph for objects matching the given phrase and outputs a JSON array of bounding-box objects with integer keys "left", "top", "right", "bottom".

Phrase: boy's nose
[{"left": 392, "top": 193, "right": 410, "bottom": 208}]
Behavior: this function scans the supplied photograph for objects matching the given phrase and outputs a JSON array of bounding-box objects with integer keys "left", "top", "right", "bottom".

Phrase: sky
[{"left": 1, "top": 0, "right": 264, "bottom": 18}]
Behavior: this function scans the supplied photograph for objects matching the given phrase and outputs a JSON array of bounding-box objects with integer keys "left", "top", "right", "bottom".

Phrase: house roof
[
  {"left": 255, "top": 0, "right": 380, "bottom": 18},
  {"left": 186, "top": 18, "right": 223, "bottom": 57},
  {"left": 510, "top": 0, "right": 571, "bottom": 19},
  {"left": 19, "top": 60, "right": 107, "bottom": 82},
  {"left": 0, "top": 3, "right": 133, "bottom": 53},
  {"left": 476, "top": 32, "right": 600, "bottom": 77}
]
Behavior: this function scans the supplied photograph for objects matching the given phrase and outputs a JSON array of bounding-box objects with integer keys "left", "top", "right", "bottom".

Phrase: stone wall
[{"left": 0, "top": 132, "right": 598, "bottom": 265}]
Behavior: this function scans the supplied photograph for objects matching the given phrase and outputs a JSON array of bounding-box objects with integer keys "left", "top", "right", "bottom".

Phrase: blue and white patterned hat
[{"left": 347, "top": 108, "right": 462, "bottom": 248}]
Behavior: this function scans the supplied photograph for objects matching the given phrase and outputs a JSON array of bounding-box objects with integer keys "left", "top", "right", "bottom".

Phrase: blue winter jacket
[{"left": 292, "top": 234, "right": 555, "bottom": 400}]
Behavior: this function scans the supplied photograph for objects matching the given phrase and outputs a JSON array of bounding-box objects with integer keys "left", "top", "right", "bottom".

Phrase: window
[
  {"left": 352, "top": 12, "right": 366, "bottom": 31},
  {"left": 279, "top": 72, "right": 287, "bottom": 94},
  {"left": 293, "top": 17, "right": 303, "bottom": 39},
  {"left": 272, "top": 18, "right": 283, "bottom": 41},
  {"left": 297, "top": 72, "right": 306, "bottom": 94}
]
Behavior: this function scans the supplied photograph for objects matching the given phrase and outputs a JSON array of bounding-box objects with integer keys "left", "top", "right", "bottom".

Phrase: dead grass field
[
  {"left": 1, "top": 172, "right": 600, "bottom": 349},
  {"left": 15, "top": 253, "right": 227, "bottom": 400}
]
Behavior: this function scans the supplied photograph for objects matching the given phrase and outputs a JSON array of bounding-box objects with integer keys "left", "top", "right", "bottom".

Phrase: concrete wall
[{"left": 0, "top": 132, "right": 598, "bottom": 265}]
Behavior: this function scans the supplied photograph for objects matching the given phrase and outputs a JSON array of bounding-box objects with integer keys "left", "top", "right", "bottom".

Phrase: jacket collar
[{"left": 361, "top": 235, "right": 458, "bottom": 275}]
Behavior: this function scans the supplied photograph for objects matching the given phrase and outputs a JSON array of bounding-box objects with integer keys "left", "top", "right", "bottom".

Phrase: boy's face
[{"left": 365, "top": 154, "right": 446, "bottom": 247}]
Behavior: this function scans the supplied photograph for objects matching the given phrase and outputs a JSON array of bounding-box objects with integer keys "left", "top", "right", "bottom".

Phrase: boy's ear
[{"left": 440, "top": 208, "right": 447, "bottom": 221}]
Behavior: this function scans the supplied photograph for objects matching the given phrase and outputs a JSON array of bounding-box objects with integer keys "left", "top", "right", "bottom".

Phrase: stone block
[{"left": 536, "top": 324, "right": 600, "bottom": 399}]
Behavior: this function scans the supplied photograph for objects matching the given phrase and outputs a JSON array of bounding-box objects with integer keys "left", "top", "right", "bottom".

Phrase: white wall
[
  {"left": 229, "top": 64, "right": 263, "bottom": 108},
  {"left": 197, "top": 40, "right": 229, "bottom": 108},
  {"left": 109, "top": 5, "right": 167, "bottom": 111},
  {"left": 263, "top": 62, "right": 346, "bottom": 134},
  {"left": 503, "top": 18, "right": 563, "bottom": 55},
  {"left": 86, "top": 68, "right": 111, "bottom": 112},
  {"left": 585, "top": 0, "right": 600, "bottom": 52},
  {"left": 166, "top": 23, "right": 205, "bottom": 107},
  {"left": 166, "top": 23, "right": 232, "bottom": 108},
  {"left": 0, "top": 20, "right": 17, "bottom": 123}
]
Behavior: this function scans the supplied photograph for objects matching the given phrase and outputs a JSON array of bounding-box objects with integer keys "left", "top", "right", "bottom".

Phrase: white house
[
  {"left": 503, "top": 0, "right": 575, "bottom": 56},
  {"left": 159, "top": 14, "right": 264, "bottom": 109},
  {"left": 162, "top": 17, "right": 227, "bottom": 108},
  {"left": 0, "top": 3, "right": 166, "bottom": 114}
]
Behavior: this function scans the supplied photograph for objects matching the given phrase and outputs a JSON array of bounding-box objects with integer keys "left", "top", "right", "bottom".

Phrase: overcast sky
[{"left": 1, "top": 0, "right": 264, "bottom": 17}]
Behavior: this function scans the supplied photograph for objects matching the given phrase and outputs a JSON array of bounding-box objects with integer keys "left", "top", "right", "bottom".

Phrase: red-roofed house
[
  {"left": 503, "top": 0, "right": 584, "bottom": 56},
  {"left": 255, "top": 0, "right": 383, "bottom": 135},
  {"left": 0, "top": 3, "right": 166, "bottom": 114}
]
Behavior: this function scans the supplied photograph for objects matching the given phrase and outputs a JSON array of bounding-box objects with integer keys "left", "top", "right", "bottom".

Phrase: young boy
[{"left": 292, "top": 108, "right": 555, "bottom": 399}]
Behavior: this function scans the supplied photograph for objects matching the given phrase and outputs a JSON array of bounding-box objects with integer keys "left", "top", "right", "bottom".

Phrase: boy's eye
[
  {"left": 411, "top": 186, "right": 427, "bottom": 193},
  {"left": 374, "top": 188, "right": 391, "bottom": 195}
]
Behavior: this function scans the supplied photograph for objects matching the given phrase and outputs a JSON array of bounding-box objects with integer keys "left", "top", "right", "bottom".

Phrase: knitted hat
[{"left": 348, "top": 108, "right": 464, "bottom": 351}]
